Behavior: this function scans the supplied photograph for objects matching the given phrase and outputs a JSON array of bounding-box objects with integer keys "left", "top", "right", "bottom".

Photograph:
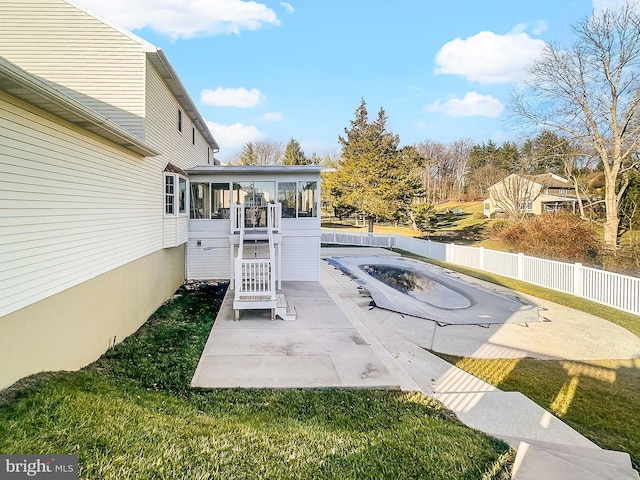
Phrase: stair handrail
[
  {"left": 231, "top": 203, "right": 243, "bottom": 234},
  {"left": 267, "top": 204, "right": 276, "bottom": 296}
]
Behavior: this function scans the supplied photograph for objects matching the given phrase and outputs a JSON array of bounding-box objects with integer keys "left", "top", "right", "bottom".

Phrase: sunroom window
[
  {"left": 190, "top": 183, "right": 210, "bottom": 219},
  {"left": 277, "top": 181, "right": 317, "bottom": 218}
]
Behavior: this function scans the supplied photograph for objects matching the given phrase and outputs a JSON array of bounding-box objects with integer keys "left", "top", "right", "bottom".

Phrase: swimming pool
[{"left": 326, "top": 256, "right": 539, "bottom": 326}]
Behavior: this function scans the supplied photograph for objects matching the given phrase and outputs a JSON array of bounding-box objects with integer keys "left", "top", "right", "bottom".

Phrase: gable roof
[
  {"left": 0, "top": 55, "right": 159, "bottom": 157},
  {"left": 488, "top": 173, "right": 572, "bottom": 191},
  {"left": 523, "top": 173, "right": 572, "bottom": 188}
]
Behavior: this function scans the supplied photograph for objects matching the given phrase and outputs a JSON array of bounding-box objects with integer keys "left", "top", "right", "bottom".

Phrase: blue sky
[{"left": 75, "top": 0, "right": 625, "bottom": 163}]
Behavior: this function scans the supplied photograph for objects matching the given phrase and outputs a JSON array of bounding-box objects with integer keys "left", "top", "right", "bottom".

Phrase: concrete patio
[{"left": 191, "top": 247, "right": 640, "bottom": 479}]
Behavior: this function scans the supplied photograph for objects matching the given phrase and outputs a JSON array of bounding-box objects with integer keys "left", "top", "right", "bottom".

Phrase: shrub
[{"left": 492, "top": 213, "right": 601, "bottom": 264}]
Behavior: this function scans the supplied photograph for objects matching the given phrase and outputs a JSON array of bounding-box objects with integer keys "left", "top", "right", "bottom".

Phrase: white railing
[
  {"left": 321, "top": 229, "right": 640, "bottom": 316},
  {"left": 234, "top": 258, "right": 275, "bottom": 300},
  {"left": 234, "top": 202, "right": 277, "bottom": 303},
  {"left": 230, "top": 202, "right": 282, "bottom": 234}
]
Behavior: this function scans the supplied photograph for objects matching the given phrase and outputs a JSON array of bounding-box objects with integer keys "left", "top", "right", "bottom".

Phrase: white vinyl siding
[
  {"left": 145, "top": 60, "right": 211, "bottom": 170},
  {"left": 187, "top": 236, "right": 231, "bottom": 280},
  {"left": 0, "top": 91, "right": 164, "bottom": 318},
  {"left": 280, "top": 235, "right": 321, "bottom": 281},
  {"left": 0, "top": 0, "right": 146, "bottom": 137}
]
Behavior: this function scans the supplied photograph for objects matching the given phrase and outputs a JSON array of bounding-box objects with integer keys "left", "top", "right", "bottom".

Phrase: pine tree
[
  {"left": 282, "top": 138, "right": 309, "bottom": 165},
  {"left": 334, "top": 98, "right": 423, "bottom": 232},
  {"left": 238, "top": 142, "right": 258, "bottom": 165}
]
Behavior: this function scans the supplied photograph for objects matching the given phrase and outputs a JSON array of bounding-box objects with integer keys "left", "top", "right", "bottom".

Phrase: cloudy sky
[{"left": 73, "top": 0, "right": 627, "bottom": 162}]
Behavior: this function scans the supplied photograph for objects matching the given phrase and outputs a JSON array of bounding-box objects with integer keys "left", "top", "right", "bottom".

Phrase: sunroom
[{"left": 185, "top": 165, "right": 325, "bottom": 285}]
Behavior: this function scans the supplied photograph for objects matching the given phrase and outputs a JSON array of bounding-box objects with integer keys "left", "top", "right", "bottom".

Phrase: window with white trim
[
  {"left": 165, "top": 174, "right": 188, "bottom": 215},
  {"left": 165, "top": 175, "right": 175, "bottom": 214}
]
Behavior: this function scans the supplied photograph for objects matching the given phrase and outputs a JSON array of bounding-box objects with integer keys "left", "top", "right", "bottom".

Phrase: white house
[
  {"left": 483, "top": 173, "right": 580, "bottom": 218},
  {"left": 0, "top": 0, "right": 219, "bottom": 390},
  {"left": 0, "top": 0, "right": 327, "bottom": 390}
]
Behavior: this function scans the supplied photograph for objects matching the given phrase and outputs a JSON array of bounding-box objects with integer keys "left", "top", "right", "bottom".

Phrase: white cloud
[
  {"left": 425, "top": 91, "right": 504, "bottom": 118},
  {"left": 435, "top": 27, "right": 546, "bottom": 84},
  {"left": 257, "top": 112, "right": 283, "bottom": 122},
  {"left": 280, "top": 2, "right": 295, "bottom": 14},
  {"left": 75, "top": 0, "right": 280, "bottom": 39},
  {"left": 532, "top": 20, "right": 549, "bottom": 35},
  {"left": 201, "top": 87, "right": 263, "bottom": 108},
  {"left": 206, "top": 121, "right": 263, "bottom": 149}
]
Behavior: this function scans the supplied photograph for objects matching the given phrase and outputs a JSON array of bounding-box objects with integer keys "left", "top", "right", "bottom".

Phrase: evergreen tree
[
  {"left": 283, "top": 138, "right": 309, "bottom": 165},
  {"left": 238, "top": 142, "right": 258, "bottom": 165},
  {"left": 334, "top": 98, "right": 423, "bottom": 232}
]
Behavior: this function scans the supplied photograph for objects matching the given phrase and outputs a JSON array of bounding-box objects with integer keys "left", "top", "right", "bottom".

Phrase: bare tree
[
  {"left": 448, "top": 138, "right": 473, "bottom": 200},
  {"left": 253, "top": 139, "right": 284, "bottom": 165},
  {"left": 512, "top": 3, "right": 640, "bottom": 250}
]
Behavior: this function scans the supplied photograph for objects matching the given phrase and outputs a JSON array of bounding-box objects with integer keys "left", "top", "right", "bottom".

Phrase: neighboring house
[
  {"left": 0, "top": 0, "right": 219, "bottom": 390},
  {"left": 483, "top": 173, "right": 580, "bottom": 218}
]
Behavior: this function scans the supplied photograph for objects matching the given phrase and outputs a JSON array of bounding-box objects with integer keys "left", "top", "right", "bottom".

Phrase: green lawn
[{"left": 0, "top": 283, "right": 512, "bottom": 480}]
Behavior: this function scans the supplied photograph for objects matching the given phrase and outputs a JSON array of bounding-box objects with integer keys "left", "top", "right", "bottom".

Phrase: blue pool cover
[{"left": 326, "top": 256, "right": 539, "bottom": 326}]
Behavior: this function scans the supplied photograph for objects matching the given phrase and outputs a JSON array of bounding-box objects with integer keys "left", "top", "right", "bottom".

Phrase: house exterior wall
[
  {"left": 0, "top": 0, "right": 147, "bottom": 137},
  {"left": 0, "top": 91, "right": 169, "bottom": 319},
  {"left": 0, "top": 245, "right": 185, "bottom": 390},
  {"left": 0, "top": 1, "right": 218, "bottom": 391},
  {"left": 0, "top": 91, "right": 189, "bottom": 389},
  {"left": 144, "top": 60, "right": 212, "bottom": 247}
]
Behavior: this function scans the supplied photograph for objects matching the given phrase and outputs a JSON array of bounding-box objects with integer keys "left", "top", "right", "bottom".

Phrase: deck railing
[
  {"left": 321, "top": 229, "right": 640, "bottom": 316},
  {"left": 234, "top": 203, "right": 277, "bottom": 302},
  {"left": 230, "top": 203, "right": 282, "bottom": 234}
]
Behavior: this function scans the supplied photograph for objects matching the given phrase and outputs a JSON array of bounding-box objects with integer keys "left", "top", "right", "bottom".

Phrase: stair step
[
  {"left": 275, "top": 293, "right": 296, "bottom": 321},
  {"left": 512, "top": 441, "right": 639, "bottom": 480}
]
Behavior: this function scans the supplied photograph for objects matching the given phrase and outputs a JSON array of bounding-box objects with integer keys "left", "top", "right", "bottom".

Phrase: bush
[
  {"left": 487, "top": 219, "right": 513, "bottom": 236},
  {"left": 492, "top": 213, "right": 601, "bottom": 264}
]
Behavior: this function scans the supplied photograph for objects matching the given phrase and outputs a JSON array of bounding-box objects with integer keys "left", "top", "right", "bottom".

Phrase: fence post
[
  {"left": 479, "top": 246, "right": 485, "bottom": 271},
  {"left": 447, "top": 243, "right": 455, "bottom": 263},
  {"left": 574, "top": 263, "right": 583, "bottom": 297},
  {"left": 517, "top": 253, "right": 524, "bottom": 280}
]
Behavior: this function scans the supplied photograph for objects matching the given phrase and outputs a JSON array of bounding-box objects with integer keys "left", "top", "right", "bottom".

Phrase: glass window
[
  {"left": 211, "top": 183, "right": 231, "bottom": 219},
  {"left": 178, "top": 110, "right": 182, "bottom": 132},
  {"left": 278, "top": 182, "right": 296, "bottom": 218},
  {"left": 178, "top": 177, "right": 187, "bottom": 214},
  {"left": 190, "top": 183, "right": 210, "bottom": 219},
  {"left": 298, "top": 181, "right": 317, "bottom": 217},
  {"left": 165, "top": 175, "right": 175, "bottom": 215},
  {"left": 233, "top": 181, "right": 275, "bottom": 228}
]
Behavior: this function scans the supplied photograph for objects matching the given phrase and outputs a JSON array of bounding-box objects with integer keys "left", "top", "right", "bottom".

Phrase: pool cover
[{"left": 326, "top": 256, "right": 539, "bottom": 326}]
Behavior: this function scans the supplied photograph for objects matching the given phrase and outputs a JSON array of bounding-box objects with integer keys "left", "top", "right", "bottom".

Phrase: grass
[
  {"left": 0, "top": 282, "right": 512, "bottom": 480},
  {"left": 431, "top": 353, "right": 640, "bottom": 471}
]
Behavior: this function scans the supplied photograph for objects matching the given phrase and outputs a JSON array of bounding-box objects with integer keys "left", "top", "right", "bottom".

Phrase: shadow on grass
[{"left": 431, "top": 351, "right": 640, "bottom": 472}]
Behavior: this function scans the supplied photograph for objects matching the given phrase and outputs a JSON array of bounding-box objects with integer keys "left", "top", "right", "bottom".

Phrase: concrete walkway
[{"left": 192, "top": 247, "right": 640, "bottom": 479}]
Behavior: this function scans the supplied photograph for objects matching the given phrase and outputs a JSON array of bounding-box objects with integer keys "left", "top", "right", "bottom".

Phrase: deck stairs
[{"left": 232, "top": 203, "right": 296, "bottom": 321}]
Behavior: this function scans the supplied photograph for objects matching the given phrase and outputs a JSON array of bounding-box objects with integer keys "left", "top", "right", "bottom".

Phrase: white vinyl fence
[{"left": 321, "top": 230, "right": 640, "bottom": 316}]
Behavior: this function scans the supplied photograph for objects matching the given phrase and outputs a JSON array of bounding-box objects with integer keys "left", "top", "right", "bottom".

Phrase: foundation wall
[{"left": 0, "top": 245, "right": 185, "bottom": 390}]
